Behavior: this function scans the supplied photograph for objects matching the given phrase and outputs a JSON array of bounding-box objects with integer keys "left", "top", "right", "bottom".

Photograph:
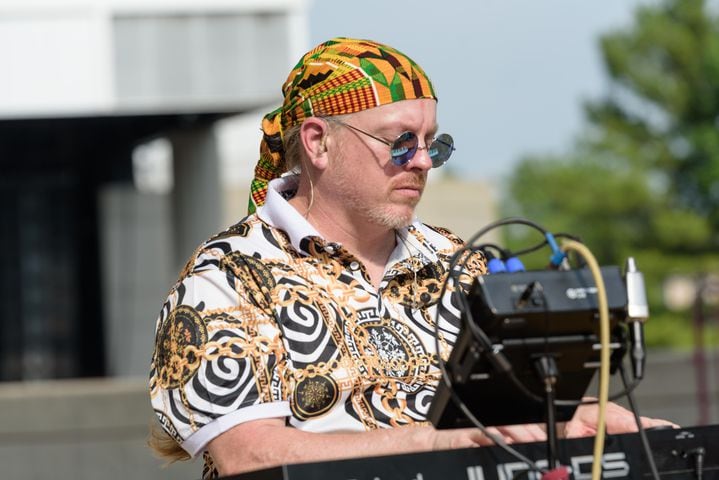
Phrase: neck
[{"left": 288, "top": 178, "right": 398, "bottom": 284}]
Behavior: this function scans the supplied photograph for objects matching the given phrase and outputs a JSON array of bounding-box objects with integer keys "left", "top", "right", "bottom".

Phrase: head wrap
[{"left": 248, "top": 37, "right": 437, "bottom": 213}]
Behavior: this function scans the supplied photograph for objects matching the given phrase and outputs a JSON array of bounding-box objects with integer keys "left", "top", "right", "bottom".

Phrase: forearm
[
  {"left": 208, "top": 420, "right": 486, "bottom": 477},
  {"left": 251, "top": 426, "right": 428, "bottom": 471}
]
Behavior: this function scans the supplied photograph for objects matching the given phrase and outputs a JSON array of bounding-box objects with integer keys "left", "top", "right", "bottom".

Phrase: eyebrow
[{"left": 384, "top": 121, "right": 440, "bottom": 138}]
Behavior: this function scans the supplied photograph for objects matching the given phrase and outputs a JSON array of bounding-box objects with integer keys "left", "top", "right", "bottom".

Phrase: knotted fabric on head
[{"left": 247, "top": 37, "right": 437, "bottom": 214}]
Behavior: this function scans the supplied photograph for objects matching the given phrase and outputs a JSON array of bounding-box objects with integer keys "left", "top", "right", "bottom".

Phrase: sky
[{"left": 308, "top": 0, "right": 650, "bottom": 183}]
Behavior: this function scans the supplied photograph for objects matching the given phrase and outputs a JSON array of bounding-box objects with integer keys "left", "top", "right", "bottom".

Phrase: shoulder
[
  {"left": 174, "top": 214, "right": 289, "bottom": 283},
  {"left": 205, "top": 215, "right": 287, "bottom": 252}
]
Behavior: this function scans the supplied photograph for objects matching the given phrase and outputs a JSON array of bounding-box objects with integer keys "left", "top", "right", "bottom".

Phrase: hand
[
  {"left": 430, "top": 424, "right": 548, "bottom": 449},
  {"left": 563, "top": 400, "right": 679, "bottom": 438},
  {"left": 429, "top": 426, "right": 496, "bottom": 450},
  {"left": 487, "top": 424, "right": 547, "bottom": 444}
]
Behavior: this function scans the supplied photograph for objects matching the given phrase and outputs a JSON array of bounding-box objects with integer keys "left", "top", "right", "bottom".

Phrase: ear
[{"left": 299, "top": 117, "right": 330, "bottom": 170}]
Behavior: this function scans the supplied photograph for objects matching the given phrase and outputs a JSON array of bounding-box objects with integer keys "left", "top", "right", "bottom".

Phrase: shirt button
[
  {"left": 349, "top": 261, "right": 360, "bottom": 270},
  {"left": 326, "top": 242, "right": 341, "bottom": 254}
]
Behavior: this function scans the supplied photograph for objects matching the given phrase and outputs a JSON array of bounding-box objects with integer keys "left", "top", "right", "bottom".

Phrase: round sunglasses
[{"left": 328, "top": 119, "right": 455, "bottom": 168}]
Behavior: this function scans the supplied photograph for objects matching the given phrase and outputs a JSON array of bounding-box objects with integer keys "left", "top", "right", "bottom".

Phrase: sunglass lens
[
  {"left": 429, "top": 133, "right": 454, "bottom": 168},
  {"left": 390, "top": 131, "right": 418, "bottom": 166}
]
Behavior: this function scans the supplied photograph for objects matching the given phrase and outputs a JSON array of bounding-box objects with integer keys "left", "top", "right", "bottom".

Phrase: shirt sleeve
[{"left": 149, "top": 244, "right": 291, "bottom": 457}]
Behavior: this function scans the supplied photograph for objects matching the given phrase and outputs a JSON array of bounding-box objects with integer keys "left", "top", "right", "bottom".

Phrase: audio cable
[{"left": 559, "top": 240, "right": 610, "bottom": 480}]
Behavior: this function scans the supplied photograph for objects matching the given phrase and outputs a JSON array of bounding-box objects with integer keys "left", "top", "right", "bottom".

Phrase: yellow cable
[{"left": 560, "top": 240, "right": 609, "bottom": 480}]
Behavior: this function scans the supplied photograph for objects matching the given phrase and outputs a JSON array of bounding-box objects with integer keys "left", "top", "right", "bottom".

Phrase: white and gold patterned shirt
[{"left": 149, "top": 175, "right": 486, "bottom": 476}]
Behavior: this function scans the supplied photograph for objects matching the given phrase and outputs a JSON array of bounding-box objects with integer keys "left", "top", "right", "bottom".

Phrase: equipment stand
[{"left": 535, "top": 355, "right": 561, "bottom": 469}]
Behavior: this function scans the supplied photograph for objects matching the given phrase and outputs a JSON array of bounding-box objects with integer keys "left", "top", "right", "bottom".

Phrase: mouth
[
  {"left": 391, "top": 173, "right": 427, "bottom": 201},
  {"left": 393, "top": 182, "right": 425, "bottom": 199}
]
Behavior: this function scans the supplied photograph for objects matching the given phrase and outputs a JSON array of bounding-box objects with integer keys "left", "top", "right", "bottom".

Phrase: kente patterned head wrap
[{"left": 247, "top": 37, "right": 437, "bottom": 214}]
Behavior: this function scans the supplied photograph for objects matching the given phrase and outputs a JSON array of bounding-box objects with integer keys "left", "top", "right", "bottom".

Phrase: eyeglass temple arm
[{"left": 328, "top": 119, "right": 392, "bottom": 146}]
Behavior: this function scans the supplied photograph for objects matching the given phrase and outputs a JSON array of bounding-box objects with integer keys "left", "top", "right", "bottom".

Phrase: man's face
[{"left": 324, "top": 98, "right": 438, "bottom": 230}]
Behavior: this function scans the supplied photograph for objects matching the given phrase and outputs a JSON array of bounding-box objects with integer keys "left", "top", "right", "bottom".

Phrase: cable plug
[
  {"left": 625, "top": 257, "right": 649, "bottom": 321},
  {"left": 683, "top": 447, "right": 705, "bottom": 480},
  {"left": 546, "top": 232, "right": 567, "bottom": 269},
  {"left": 504, "top": 255, "right": 525, "bottom": 273},
  {"left": 625, "top": 257, "right": 649, "bottom": 380},
  {"left": 484, "top": 249, "right": 507, "bottom": 274},
  {"left": 541, "top": 465, "right": 569, "bottom": 480}
]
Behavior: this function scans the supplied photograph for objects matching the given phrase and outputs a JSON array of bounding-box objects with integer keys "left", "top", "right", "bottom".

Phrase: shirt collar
[
  {"left": 257, "top": 174, "right": 320, "bottom": 253},
  {"left": 390, "top": 223, "right": 440, "bottom": 270},
  {"left": 257, "top": 174, "right": 441, "bottom": 267}
]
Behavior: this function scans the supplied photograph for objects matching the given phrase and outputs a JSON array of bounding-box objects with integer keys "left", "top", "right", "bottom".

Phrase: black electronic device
[{"left": 428, "top": 266, "right": 629, "bottom": 430}]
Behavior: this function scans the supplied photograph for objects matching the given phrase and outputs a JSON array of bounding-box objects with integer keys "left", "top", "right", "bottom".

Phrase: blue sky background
[{"left": 309, "top": 0, "right": 649, "bottom": 183}]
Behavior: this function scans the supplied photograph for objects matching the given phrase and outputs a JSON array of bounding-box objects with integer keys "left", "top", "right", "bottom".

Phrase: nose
[{"left": 406, "top": 145, "right": 433, "bottom": 171}]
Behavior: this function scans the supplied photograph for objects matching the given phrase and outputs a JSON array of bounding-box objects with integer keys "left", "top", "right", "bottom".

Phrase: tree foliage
[
  {"left": 586, "top": 0, "right": 719, "bottom": 233},
  {"left": 503, "top": 0, "right": 719, "bottom": 346}
]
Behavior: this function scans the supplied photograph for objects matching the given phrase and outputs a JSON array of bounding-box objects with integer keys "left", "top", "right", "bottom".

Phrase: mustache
[{"left": 393, "top": 173, "right": 427, "bottom": 190}]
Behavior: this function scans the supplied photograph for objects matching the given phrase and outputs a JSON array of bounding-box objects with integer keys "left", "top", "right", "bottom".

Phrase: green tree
[
  {"left": 503, "top": 0, "right": 719, "bottom": 347},
  {"left": 586, "top": 0, "right": 719, "bottom": 235}
]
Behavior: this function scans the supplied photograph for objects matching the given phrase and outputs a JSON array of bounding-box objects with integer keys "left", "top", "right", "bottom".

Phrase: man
[{"left": 149, "top": 38, "right": 672, "bottom": 479}]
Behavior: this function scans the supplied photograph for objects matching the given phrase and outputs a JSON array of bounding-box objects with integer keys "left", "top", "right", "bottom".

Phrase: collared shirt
[{"left": 149, "top": 175, "right": 486, "bottom": 469}]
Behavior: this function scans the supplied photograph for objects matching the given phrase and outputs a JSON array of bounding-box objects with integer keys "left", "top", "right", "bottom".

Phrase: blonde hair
[
  {"left": 281, "top": 123, "right": 304, "bottom": 172},
  {"left": 147, "top": 421, "right": 190, "bottom": 463}
]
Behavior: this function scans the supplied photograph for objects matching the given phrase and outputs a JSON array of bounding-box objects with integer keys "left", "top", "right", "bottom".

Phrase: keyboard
[{"left": 224, "top": 425, "right": 718, "bottom": 480}]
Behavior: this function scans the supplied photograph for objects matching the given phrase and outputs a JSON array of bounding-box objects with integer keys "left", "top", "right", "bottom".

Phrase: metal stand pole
[{"left": 535, "top": 356, "right": 560, "bottom": 469}]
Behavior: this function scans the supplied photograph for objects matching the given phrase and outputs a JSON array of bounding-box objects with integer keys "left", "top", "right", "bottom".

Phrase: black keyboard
[{"left": 224, "top": 425, "right": 718, "bottom": 480}]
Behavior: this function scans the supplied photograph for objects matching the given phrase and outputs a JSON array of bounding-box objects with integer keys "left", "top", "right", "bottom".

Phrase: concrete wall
[
  {"left": 0, "top": 378, "right": 197, "bottom": 480},
  {"left": 612, "top": 349, "right": 719, "bottom": 426}
]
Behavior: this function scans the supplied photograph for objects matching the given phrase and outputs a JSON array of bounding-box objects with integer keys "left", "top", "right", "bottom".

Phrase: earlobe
[{"left": 300, "top": 118, "right": 330, "bottom": 170}]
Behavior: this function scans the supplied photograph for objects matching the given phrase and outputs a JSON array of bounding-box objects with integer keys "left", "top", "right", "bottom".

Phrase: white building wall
[
  {"left": 0, "top": 8, "right": 114, "bottom": 115},
  {"left": 0, "top": 0, "right": 308, "bottom": 118}
]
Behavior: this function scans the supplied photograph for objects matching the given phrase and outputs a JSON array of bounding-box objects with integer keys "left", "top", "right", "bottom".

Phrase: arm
[
  {"left": 207, "top": 418, "right": 494, "bottom": 476},
  {"left": 207, "top": 403, "right": 678, "bottom": 476}
]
